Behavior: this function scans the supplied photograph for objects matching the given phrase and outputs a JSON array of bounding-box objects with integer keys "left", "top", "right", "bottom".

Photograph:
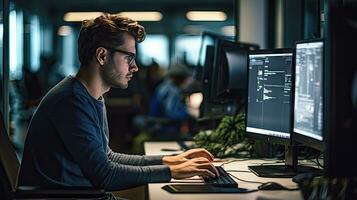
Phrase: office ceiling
[
  {"left": 14, "top": 0, "right": 237, "bottom": 35},
  {"left": 15, "top": 0, "right": 235, "bottom": 15}
]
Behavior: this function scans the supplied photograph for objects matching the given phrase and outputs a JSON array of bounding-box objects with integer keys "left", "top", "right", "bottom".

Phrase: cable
[
  {"left": 256, "top": 160, "right": 285, "bottom": 166},
  {"left": 219, "top": 158, "right": 250, "bottom": 167},
  {"left": 228, "top": 172, "right": 300, "bottom": 191},
  {"left": 316, "top": 152, "right": 324, "bottom": 169},
  {"left": 226, "top": 170, "right": 252, "bottom": 173},
  {"left": 227, "top": 173, "right": 264, "bottom": 184}
]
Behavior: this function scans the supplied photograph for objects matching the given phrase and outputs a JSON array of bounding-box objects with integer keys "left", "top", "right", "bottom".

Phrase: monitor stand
[{"left": 248, "top": 145, "right": 322, "bottom": 178}]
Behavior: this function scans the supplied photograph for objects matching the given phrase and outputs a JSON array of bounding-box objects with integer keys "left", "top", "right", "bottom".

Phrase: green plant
[{"left": 192, "top": 113, "right": 252, "bottom": 157}]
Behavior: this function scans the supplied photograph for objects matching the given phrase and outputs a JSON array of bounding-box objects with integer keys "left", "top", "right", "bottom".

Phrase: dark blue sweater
[{"left": 18, "top": 76, "right": 171, "bottom": 191}]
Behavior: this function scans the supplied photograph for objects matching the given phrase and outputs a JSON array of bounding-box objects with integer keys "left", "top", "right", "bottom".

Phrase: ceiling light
[
  {"left": 119, "top": 12, "right": 163, "bottom": 21},
  {"left": 64, "top": 12, "right": 103, "bottom": 22},
  {"left": 186, "top": 11, "right": 227, "bottom": 21}
]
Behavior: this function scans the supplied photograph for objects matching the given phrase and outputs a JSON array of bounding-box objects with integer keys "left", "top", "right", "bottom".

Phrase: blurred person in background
[{"left": 148, "top": 63, "right": 194, "bottom": 139}]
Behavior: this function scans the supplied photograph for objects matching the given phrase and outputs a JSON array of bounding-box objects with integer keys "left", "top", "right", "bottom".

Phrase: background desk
[{"left": 145, "top": 141, "right": 304, "bottom": 200}]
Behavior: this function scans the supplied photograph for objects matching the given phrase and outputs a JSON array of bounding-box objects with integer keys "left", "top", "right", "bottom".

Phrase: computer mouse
[{"left": 258, "top": 182, "right": 288, "bottom": 190}]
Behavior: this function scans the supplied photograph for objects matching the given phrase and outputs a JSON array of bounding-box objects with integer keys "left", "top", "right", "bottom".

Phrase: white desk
[{"left": 145, "top": 141, "right": 304, "bottom": 200}]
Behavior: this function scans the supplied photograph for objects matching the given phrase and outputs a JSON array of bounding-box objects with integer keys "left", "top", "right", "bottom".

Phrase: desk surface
[{"left": 145, "top": 141, "right": 304, "bottom": 200}]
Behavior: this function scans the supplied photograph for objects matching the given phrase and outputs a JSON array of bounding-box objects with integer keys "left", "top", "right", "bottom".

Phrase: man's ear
[{"left": 95, "top": 47, "right": 108, "bottom": 66}]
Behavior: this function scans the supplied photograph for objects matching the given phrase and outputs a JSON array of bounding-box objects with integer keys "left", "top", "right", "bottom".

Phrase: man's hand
[
  {"left": 169, "top": 157, "right": 219, "bottom": 179},
  {"left": 179, "top": 148, "right": 215, "bottom": 161},
  {"left": 162, "top": 148, "right": 215, "bottom": 166}
]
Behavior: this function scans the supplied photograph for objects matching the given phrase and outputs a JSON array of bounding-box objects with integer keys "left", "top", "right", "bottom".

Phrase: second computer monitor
[
  {"left": 293, "top": 39, "right": 324, "bottom": 151},
  {"left": 211, "top": 39, "right": 258, "bottom": 102},
  {"left": 246, "top": 49, "right": 293, "bottom": 144}
]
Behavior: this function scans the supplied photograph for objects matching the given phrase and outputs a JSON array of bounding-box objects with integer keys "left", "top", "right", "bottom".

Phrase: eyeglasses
[{"left": 104, "top": 46, "right": 136, "bottom": 66}]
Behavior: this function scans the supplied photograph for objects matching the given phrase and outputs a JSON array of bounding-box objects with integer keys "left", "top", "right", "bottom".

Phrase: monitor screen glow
[
  {"left": 293, "top": 41, "right": 324, "bottom": 141},
  {"left": 246, "top": 51, "right": 293, "bottom": 140}
]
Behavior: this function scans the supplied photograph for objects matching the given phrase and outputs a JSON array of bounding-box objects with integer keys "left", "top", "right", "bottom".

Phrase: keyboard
[{"left": 202, "top": 166, "right": 238, "bottom": 188}]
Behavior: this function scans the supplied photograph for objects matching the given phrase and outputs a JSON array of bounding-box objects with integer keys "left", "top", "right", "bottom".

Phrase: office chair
[{"left": 0, "top": 113, "right": 105, "bottom": 200}]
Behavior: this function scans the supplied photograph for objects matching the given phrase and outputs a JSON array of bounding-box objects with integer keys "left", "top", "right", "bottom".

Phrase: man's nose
[{"left": 130, "top": 62, "right": 139, "bottom": 72}]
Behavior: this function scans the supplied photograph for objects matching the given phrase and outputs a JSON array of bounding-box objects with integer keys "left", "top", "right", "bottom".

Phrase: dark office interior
[{"left": 0, "top": 0, "right": 357, "bottom": 199}]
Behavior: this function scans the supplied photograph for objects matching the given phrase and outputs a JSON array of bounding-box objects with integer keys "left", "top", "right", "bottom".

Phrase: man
[
  {"left": 17, "top": 13, "right": 218, "bottom": 192},
  {"left": 149, "top": 63, "right": 192, "bottom": 138}
]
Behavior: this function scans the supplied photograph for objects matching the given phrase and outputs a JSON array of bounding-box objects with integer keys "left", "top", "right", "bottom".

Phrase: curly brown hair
[{"left": 78, "top": 13, "right": 146, "bottom": 66}]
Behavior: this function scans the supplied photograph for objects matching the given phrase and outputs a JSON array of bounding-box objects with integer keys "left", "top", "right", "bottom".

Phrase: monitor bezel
[
  {"left": 245, "top": 48, "right": 293, "bottom": 145},
  {"left": 292, "top": 38, "right": 325, "bottom": 151}
]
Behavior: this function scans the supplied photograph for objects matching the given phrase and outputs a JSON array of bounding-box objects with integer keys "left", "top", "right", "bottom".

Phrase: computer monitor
[
  {"left": 195, "top": 33, "right": 232, "bottom": 118},
  {"left": 292, "top": 39, "right": 324, "bottom": 151},
  {"left": 324, "top": 2, "right": 357, "bottom": 178},
  {"left": 202, "top": 45, "right": 215, "bottom": 101},
  {"left": 199, "top": 40, "right": 258, "bottom": 118},
  {"left": 246, "top": 49, "right": 298, "bottom": 177},
  {"left": 214, "top": 40, "right": 248, "bottom": 99},
  {"left": 210, "top": 39, "right": 258, "bottom": 103},
  {"left": 194, "top": 32, "right": 233, "bottom": 83},
  {"left": 200, "top": 45, "right": 221, "bottom": 118},
  {"left": 246, "top": 49, "right": 293, "bottom": 144},
  {"left": 199, "top": 37, "right": 258, "bottom": 119}
]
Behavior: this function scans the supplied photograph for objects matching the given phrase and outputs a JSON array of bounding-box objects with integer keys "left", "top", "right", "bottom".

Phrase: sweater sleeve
[
  {"left": 108, "top": 149, "right": 165, "bottom": 165},
  {"left": 50, "top": 94, "right": 171, "bottom": 191}
]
